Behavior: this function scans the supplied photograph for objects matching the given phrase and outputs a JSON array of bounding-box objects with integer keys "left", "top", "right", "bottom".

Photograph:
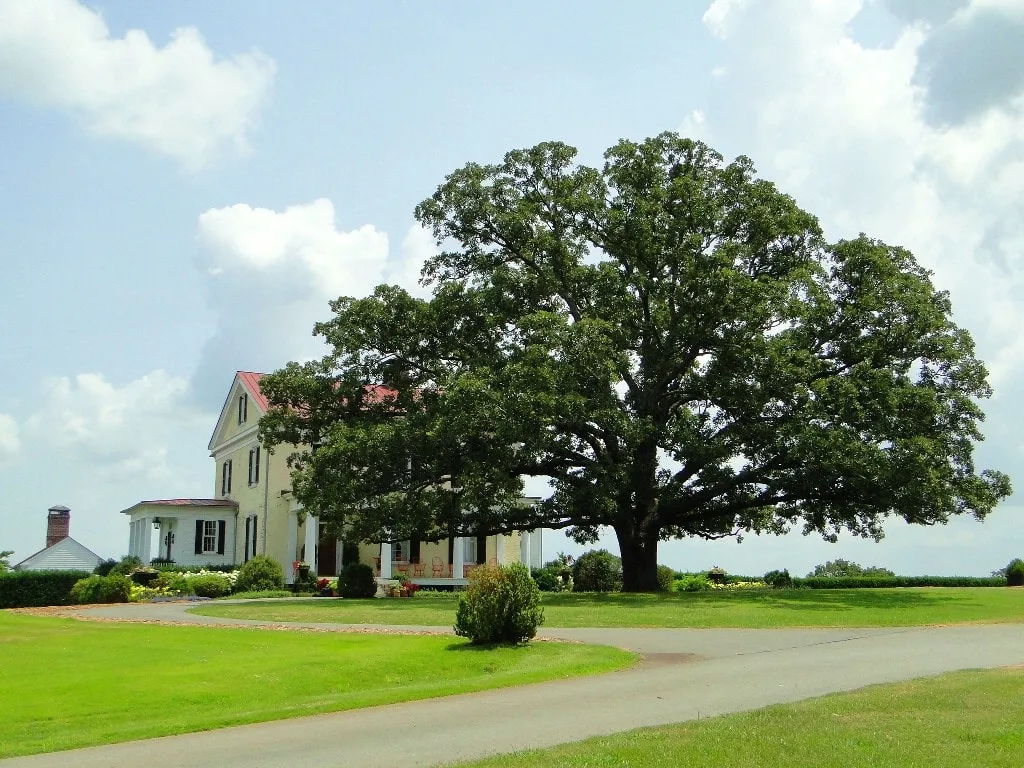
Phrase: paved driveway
[{"left": 3, "top": 602, "right": 1022, "bottom": 768}]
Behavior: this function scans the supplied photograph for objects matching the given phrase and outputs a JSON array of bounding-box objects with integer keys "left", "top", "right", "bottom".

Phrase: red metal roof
[
  {"left": 137, "top": 499, "right": 239, "bottom": 507},
  {"left": 237, "top": 371, "right": 269, "bottom": 412}
]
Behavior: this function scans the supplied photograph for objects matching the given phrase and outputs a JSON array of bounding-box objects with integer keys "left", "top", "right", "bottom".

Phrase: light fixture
[{"left": 152, "top": 517, "right": 162, "bottom": 529}]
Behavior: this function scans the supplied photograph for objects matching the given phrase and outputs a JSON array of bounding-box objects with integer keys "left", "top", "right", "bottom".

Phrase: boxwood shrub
[
  {"left": 455, "top": 562, "right": 544, "bottom": 644},
  {"left": 0, "top": 570, "right": 92, "bottom": 608},
  {"left": 793, "top": 575, "right": 1006, "bottom": 589}
]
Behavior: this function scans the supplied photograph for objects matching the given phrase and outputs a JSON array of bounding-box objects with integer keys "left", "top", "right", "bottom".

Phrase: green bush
[
  {"left": 340, "top": 562, "right": 377, "bottom": 598},
  {"left": 1006, "top": 558, "right": 1024, "bottom": 587},
  {"left": 93, "top": 559, "right": 117, "bottom": 576},
  {"left": 189, "top": 573, "right": 232, "bottom": 598},
  {"left": 454, "top": 563, "right": 544, "bottom": 645},
  {"left": 531, "top": 566, "right": 561, "bottom": 592},
  {"left": 808, "top": 559, "right": 894, "bottom": 578},
  {"left": 70, "top": 574, "right": 133, "bottom": 604},
  {"left": 234, "top": 555, "right": 284, "bottom": 592},
  {"left": 0, "top": 570, "right": 91, "bottom": 608},
  {"left": 656, "top": 565, "right": 676, "bottom": 592},
  {"left": 764, "top": 569, "right": 793, "bottom": 588},
  {"left": 676, "top": 573, "right": 711, "bottom": 592},
  {"left": 572, "top": 550, "right": 622, "bottom": 592},
  {"left": 108, "top": 555, "right": 142, "bottom": 577}
]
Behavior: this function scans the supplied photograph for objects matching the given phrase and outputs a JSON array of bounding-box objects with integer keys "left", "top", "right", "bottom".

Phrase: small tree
[
  {"left": 572, "top": 550, "right": 623, "bottom": 592},
  {"left": 455, "top": 562, "right": 544, "bottom": 644},
  {"left": 1006, "top": 558, "right": 1024, "bottom": 587},
  {"left": 809, "top": 559, "right": 894, "bottom": 578}
]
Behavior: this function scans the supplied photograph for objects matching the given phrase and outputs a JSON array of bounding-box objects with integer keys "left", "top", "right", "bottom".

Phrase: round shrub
[
  {"left": 70, "top": 574, "right": 133, "bottom": 604},
  {"left": 189, "top": 573, "right": 232, "bottom": 598},
  {"left": 1006, "top": 558, "right": 1024, "bottom": 587},
  {"left": 656, "top": 565, "right": 676, "bottom": 592},
  {"left": 454, "top": 562, "right": 544, "bottom": 645},
  {"left": 93, "top": 559, "right": 117, "bottom": 576},
  {"left": 340, "top": 562, "right": 377, "bottom": 598},
  {"left": 764, "top": 569, "right": 793, "bottom": 588},
  {"left": 531, "top": 567, "right": 561, "bottom": 592},
  {"left": 234, "top": 555, "right": 284, "bottom": 592},
  {"left": 572, "top": 549, "right": 622, "bottom": 592}
]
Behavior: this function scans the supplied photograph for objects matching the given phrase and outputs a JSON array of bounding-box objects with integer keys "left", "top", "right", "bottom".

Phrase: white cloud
[
  {"left": 0, "top": 0, "right": 275, "bottom": 169},
  {"left": 685, "top": 0, "right": 1024, "bottom": 528},
  {"left": 0, "top": 413, "right": 20, "bottom": 460},
  {"left": 24, "top": 370, "right": 200, "bottom": 481}
]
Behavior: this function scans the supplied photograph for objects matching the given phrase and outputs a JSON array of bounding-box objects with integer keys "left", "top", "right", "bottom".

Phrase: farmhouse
[
  {"left": 13, "top": 505, "right": 104, "bottom": 572},
  {"left": 121, "top": 372, "right": 542, "bottom": 584}
]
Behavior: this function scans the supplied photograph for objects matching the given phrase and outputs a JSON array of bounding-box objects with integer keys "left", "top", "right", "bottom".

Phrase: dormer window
[{"left": 238, "top": 393, "right": 248, "bottom": 424}]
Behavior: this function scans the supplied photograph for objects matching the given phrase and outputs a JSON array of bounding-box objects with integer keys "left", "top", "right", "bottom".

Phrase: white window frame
[
  {"left": 392, "top": 540, "right": 411, "bottom": 562},
  {"left": 202, "top": 520, "right": 218, "bottom": 553},
  {"left": 462, "top": 537, "right": 477, "bottom": 564}
]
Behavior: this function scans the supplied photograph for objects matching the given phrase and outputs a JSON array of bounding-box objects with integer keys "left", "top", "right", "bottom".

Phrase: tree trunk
[{"left": 616, "top": 527, "right": 661, "bottom": 592}]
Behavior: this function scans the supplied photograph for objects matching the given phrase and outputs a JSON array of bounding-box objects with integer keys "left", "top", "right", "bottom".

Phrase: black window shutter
[
  {"left": 227, "top": 460, "right": 232, "bottom": 493},
  {"left": 476, "top": 535, "right": 487, "bottom": 564},
  {"left": 217, "top": 520, "right": 226, "bottom": 555},
  {"left": 252, "top": 517, "right": 258, "bottom": 557},
  {"left": 248, "top": 449, "right": 254, "bottom": 484},
  {"left": 194, "top": 520, "right": 204, "bottom": 554},
  {"left": 255, "top": 446, "right": 261, "bottom": 483},
  {"left": 410, "top": 539, "right": 421, "bottom": 562},
  {"left": 244, "top": 517, "right": 251, "bottom": 562}
]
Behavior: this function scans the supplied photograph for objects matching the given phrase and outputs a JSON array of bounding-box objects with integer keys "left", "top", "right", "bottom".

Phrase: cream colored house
[{"left": 122, "top": 371, "right": 542, "bottom": 584}]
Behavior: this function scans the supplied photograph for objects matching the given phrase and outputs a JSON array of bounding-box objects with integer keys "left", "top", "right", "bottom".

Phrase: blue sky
[{"left": 2, "top": 0, "right": 1023, "bottom": 576}]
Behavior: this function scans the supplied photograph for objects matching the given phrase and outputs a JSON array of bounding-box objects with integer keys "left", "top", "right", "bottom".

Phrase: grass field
[
  {"left": 0, "top": 612, "right": 633, "bottom": 758},
  {"left": 190, "top": 587, "right": 1024, "bottom": 628},
  {"left": 449, "top": 667, "right": 1024, "bottom": 767}
]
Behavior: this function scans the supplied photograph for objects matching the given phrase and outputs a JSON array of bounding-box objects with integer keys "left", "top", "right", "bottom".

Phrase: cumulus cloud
[
  {"left": 24, "top": 370, "right": 202, "bottom": 481},
  {"left": 0, "top": 414, "right": 20, "bottom": 460},
  {"left": 688, "top": 0, "right": 1024, "bottom": 519},
  {"left": 0, "top": 0, "right": 275, "bottom": 169},
  {"left": 191, "top": 199, "right": 393, "bottom": 403}
]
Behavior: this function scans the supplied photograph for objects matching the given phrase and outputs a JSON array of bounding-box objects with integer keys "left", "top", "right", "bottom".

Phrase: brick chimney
[{"left": 46, "top": 505, "right": 71, "bottom": 548}]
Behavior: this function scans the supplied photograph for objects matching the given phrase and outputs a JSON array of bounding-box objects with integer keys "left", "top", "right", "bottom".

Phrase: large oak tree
[{"left": 259, "top": 133, "right": 1010, "bottom": 591}]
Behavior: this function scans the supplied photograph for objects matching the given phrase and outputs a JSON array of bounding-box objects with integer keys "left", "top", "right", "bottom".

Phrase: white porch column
[
  {"left": 303, "top": 516, "right": 318, "bottom": 573},
  {"left": 286, "top": 511, "right": 298, "bottom": 583},
  {"left": 379, "top": 543, "right": 392, "bottom": 579},
  {"left": 139, "top": 517, "right": 152, "bottom": 564},
  {"left": 495, "top": 534, "right": 505, "bottom": 564},
  {"left": 520, "top": 531, "right": 531, "bottom": 570},
  {"left": 453, "top": 536, "right": 465, "bottom": 579},
  {"left": 128, "top": 520, "right": 136, "bottom": 558}
]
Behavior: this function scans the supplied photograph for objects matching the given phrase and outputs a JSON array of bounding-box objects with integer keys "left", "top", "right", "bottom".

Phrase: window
[
  {"left": 221, "top": 459, "right": 232, "bottom": 495},
  {"left": 248, "top": 445, "right": 261, "bottom": 485},
  {"left": 463, "top": 535, "right": 487, "bottom": 564},
  {"left": 238, "top": 393, "right": 248, "bottom": 424},
  {"left": 194, "top": 519, "right": 226, "bottom": 555},
  {"left": 202, "top": 520, "right": 217, "bottom": 552},
  {"left": 392, "top": 540, "right": 411, "bottom": 562}
]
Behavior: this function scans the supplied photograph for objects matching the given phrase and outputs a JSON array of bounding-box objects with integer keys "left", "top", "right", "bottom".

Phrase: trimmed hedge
[
  {"left": 0, "top": 570, "right": 92, "bottom": 608},
  {"left": 794, "top": 576, "right": 1006, "bottom": 589}
]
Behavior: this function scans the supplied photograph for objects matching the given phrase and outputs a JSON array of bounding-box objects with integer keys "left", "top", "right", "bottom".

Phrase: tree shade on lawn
[
  {"left": 190, "top": 588, "right": 1024, "bottom": 628},
  {"left": 258, "top": 132, "right": 1009, "bottom": 591}
]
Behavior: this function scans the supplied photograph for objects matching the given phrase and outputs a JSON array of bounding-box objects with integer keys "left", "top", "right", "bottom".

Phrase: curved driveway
[{"left": 3, "top": 601, "right": 1022, "bottom": 768}]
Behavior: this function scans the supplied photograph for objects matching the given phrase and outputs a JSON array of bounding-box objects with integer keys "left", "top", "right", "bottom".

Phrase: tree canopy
[{"left": 259, "top": 132, "right": 1010, "bottom": 591}]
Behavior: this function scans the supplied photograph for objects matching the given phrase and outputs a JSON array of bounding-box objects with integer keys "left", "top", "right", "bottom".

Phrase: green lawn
[
  {"left": 0, "top": 612, "right": 633, "bottom": 758},
  {"left": 449, "top": 667, "right": 1024, "bottom": 767},
  {"left": 191, "top": 588, "right": 1024, "bottom": 628}
]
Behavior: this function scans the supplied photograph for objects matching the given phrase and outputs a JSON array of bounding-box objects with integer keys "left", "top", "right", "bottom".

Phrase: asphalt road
[{"left": 3, "top": 602, "right": 1022, "bottom": 768}]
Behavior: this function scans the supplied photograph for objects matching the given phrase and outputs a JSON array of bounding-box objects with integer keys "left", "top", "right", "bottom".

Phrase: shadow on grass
[{"left": 538, "top": 588, "right": 976, "bottom": 614}]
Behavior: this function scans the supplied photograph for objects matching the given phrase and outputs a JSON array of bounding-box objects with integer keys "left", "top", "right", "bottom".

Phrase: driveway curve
[{"left": 3, "top": 601, "right": 1022, "bottom": 768}]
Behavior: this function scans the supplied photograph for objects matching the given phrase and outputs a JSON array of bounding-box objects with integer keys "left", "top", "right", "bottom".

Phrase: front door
[{"left": 318, "top": 535, "right": 337, "bottom": 576}]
